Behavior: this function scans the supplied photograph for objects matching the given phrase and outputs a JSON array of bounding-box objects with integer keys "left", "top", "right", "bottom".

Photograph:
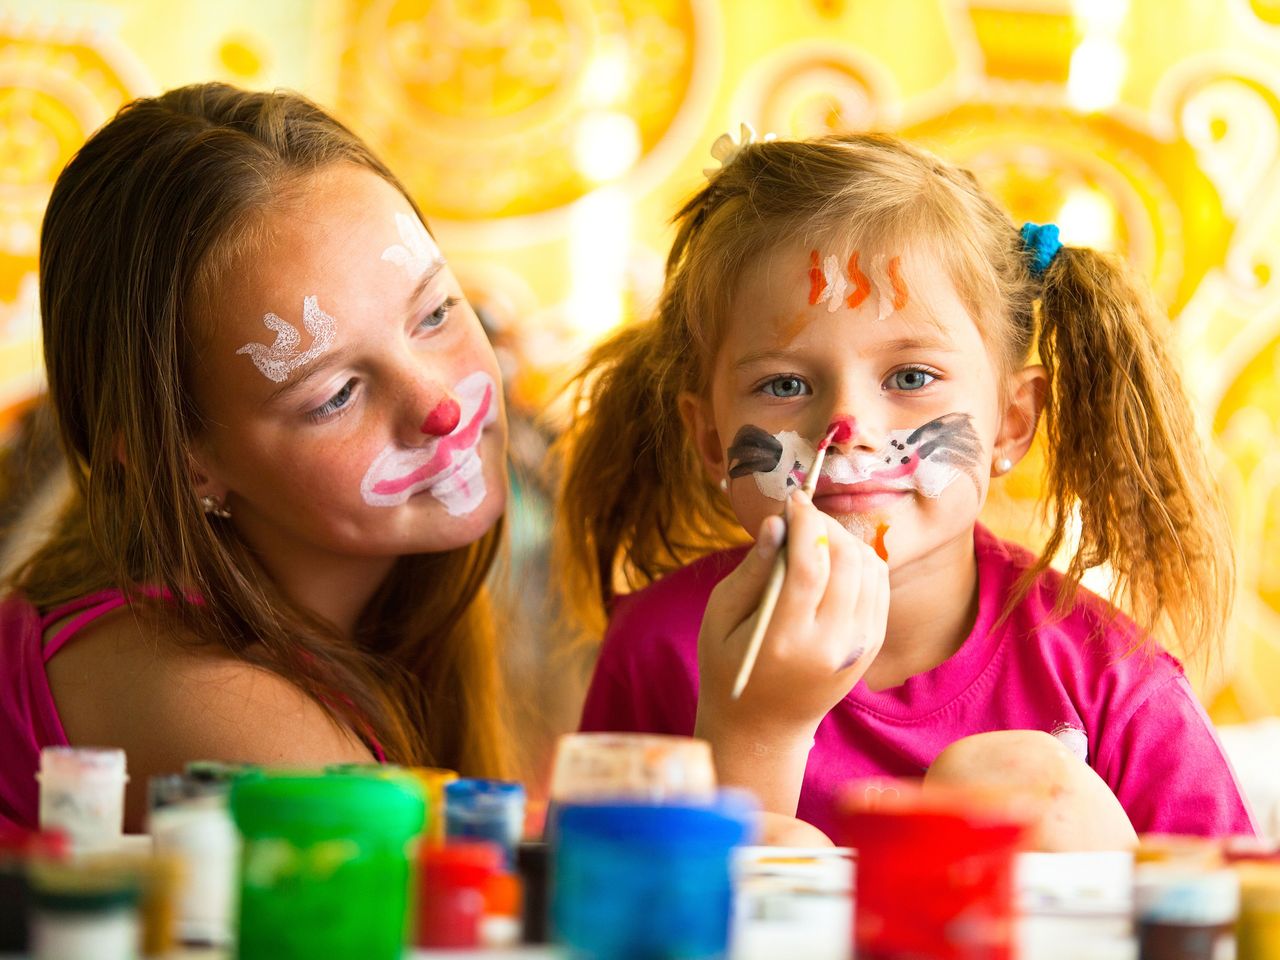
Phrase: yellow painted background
[{"left": 2, "top": 0, "right": 1279, "bottom": 729}]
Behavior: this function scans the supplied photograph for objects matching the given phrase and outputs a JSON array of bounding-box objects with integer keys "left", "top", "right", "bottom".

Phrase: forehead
[
  {"left": 205, "top": 164, "right": 423, "bottom": 339},
  {"left": 725, "top": 240, "right": 982, "bottom": 348}
]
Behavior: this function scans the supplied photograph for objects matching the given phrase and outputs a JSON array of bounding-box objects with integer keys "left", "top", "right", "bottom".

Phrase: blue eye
[
  {"left": 762, "top": 376, "right": 810, "bottom": 398},
  {"left": 888, "top": 368, "right": 936, "bottom": 391},
  {"left": 418, "top": 296, "right": 458, "bottom": 332},
  {"left": 307, "top": 379, "right": 357, "bottom": 422}
]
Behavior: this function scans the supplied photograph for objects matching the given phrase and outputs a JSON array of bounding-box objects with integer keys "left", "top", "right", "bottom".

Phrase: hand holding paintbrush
[{"left": 731, "top": 420, "right": 852, "bottom": 699}]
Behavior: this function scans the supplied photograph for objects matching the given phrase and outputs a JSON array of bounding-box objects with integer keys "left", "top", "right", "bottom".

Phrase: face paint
[
  {"left": 727, "top": 424, "right": 815, "bottom": 500},
  {"left": 821, "top": 412, "right": 982, "bottom": 498},
  {"left": 804, "top": 250, "right": 910, "bottom": 319},
  {"left": 360, "top": 371, "right": 497, "bottom": 513},
  {"left": 382, "top": 212, "right": 445, "bottom": 279},
  {"left": 236, "top": 295, "right": 336, "bottom": 383},
  {"left": 845, "top": 252, "right": 872, "bottom": 309}
]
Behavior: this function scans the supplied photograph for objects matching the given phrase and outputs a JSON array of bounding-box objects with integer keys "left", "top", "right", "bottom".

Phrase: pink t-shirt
[{"left": 580, "top": 525, "right": 1256, "bottom": 839}]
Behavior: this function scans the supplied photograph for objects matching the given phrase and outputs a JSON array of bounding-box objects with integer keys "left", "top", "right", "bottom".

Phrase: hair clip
[
  {"left": 703, "top": 122, "right": 776, "bottom": 181},
  {"left": 1020, "top": 222, "right": 1062, "bottom": 278}
]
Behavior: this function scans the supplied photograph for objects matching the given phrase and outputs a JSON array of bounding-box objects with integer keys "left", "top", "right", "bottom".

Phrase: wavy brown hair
[
  {"left": 555, "top": 132, "right": 1232, "bottom": 663},
  {"left": 9, "top": 82, "right": 510, "bottom": 776}
]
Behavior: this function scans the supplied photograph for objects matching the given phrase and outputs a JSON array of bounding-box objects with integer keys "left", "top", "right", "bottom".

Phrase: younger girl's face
[
  {"left": 691, "top": 241, "right": 1008, "bottom": 570},
  {"left": 190, "top": 164, "right": 506, "bottom": 563}
]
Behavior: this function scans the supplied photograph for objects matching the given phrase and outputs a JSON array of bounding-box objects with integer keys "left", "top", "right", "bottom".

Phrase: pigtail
[
  {"left": 553, "top": 183, "right": 747, "bottom": 635},
  {"left": 1032, "top": 246, "right": 1233, "bottom": 663}
]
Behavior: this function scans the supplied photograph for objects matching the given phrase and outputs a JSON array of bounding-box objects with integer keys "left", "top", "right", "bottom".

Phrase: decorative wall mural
[{"left": 2, "top": 0, "right": 1280, "bottom": 724}]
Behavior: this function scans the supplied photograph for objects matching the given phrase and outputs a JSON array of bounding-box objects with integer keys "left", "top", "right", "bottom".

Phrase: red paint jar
[
  {"left": 836, "top": 780, "right": 1026, "bottom": 960},
  {"left": 416, "top": 840, "right": 508, "bottom": 948}
]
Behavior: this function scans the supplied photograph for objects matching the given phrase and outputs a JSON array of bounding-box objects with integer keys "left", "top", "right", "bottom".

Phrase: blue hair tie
[{"left": 1020, "top": 222, "right": 1062, "bottom": 278}]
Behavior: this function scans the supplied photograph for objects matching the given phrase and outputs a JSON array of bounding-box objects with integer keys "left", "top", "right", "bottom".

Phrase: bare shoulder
[{"left": 45, "top": 602, "right": 373, "bottom": 828}]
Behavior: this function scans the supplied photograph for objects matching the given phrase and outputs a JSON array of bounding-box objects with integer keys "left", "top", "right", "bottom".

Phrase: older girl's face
[
  {"left": 190, "top": 163, "right": 506, "bottom": 562},
  {"left": 685, "top": 241, "right": 1014, "bottom": 571}
]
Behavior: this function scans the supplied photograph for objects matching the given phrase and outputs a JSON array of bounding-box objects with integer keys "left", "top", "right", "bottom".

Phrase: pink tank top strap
[{"left": 40, "top": 590, "right": 129, "bottom": 662}]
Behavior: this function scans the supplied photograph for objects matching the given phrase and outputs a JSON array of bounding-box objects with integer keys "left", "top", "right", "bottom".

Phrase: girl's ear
[
  {"left": 677, "top": 390, "right": 726, "bottom": 480},
  {"left": 995, "top": 364, "right": 1048, "bottom": 470},
  {"left": 188, "top": 443, "right": 229, "bottom": 503}
]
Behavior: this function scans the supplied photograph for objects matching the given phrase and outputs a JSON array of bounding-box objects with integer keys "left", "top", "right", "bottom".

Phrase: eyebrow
[
  {"left": 264, "top": 343, "right": 357, "bottom": 405},
  {"left": 262, "top": 262, "right": 448, "bottom": 406}
]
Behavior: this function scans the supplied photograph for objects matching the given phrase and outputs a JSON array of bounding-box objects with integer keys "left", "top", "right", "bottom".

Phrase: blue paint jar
[
  {"left": 552, "top": 791, "right": 757, "bottom": 960},
  {"left": 444, "top": 779, "right": 525, "bottom": 867}
]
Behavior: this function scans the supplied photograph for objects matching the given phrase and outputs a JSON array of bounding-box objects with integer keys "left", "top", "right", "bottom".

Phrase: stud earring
[
  {"left": 719, "top": 477, "right": 729, "bottom": 492},
  {"left": 994, "top": 457, "right": 1013, "bottom": 475},
  {"left": 200, "top": 494, "right": 232, "bottom": 519}
]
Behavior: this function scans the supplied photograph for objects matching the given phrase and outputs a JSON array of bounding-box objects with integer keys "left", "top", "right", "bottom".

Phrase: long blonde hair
[
  {"left": 13, "top": 82, "right": 510, "bottom": 776},
  {"left": 555, "top": 133, "right": 1232, "bottom": 663}
]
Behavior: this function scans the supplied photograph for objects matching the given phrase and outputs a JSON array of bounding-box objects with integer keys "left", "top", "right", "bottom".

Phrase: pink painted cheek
[{"left": 421, "top": 398, "right": 461, "bottom": 436}]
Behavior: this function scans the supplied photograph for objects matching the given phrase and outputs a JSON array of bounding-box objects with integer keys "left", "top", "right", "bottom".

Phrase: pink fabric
[
  {"left": 0, "top": 589, "right": 386, "bottom": 829},
  {"left": 580, "top": 525, "right": 1257, "bottom": 839}
]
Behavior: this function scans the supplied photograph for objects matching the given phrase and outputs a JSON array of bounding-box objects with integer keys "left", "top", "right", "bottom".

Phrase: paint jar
[
  {"left": 1017, "top": 851, "right": 1136, "bottom": 960},
  {"left": 0, "top": 827, "right": 68, "bottom": 954},
  {"left": 517, "top": 840, "right": 550, "bottom": 944},
  {"left": 1133, "top": 863, "right": 1238, "bottom": 960},
  {"left": 416, "top": 840, "right": 504, "bottom": 948},
  {"left": 409, "top": 767, "right": 458, "bottom": 845},
  {"left": 1137, "top": 834, "right": 1225, "bottom": 868},
  {"left": 552, "top": 790, "right": 757, "bottom": 960},
  {"left": 1237, "top": 863, "right": 1280, "bottom": 960},
  {"left": 27, "top": 857, "right": 141, "bottom": 960},
  {"left": 445, "top": 778, "right": 525, "bottom": 867},
  {"left": 835, "top": 778, "right": 1027, "bottom": 960},
  {"left": 148, "top": 786, "right": 239, "bottom": 946},
  {"left": 731, "top": 845, "right": 854, "bottom": 960},
  {"left": 550, "top": 733, "right": 717, "bottom": 804},
  {"left": 230, "top": 772, "right": 426, "bottom": 960},
  {"left": 38, "top": 746, "right": 128, "bottom": 851}
]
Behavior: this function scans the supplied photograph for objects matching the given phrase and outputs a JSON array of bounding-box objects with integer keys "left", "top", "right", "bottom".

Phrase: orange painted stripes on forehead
[
  {"left": 886, "top": 256, "right": 909, "bottom": 311},
  {"left": 808, "top": 249, "right": 827, "bottom": 305},
  {"left": 845, "top": 252, "right": 871, "bottom": 309}
]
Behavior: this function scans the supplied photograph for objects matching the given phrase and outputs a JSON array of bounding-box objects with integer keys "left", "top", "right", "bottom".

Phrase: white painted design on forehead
[
  {"left": 381, "top": 212, "right": 445, "bottom": 279},
  {"left": 868, "top": 254, "right": 895, "bottom": 322},
  {"left": 236, "top": 295, "right": 336, "bottom": 383},
  {"left": 819, "top": 254, "right": 848, "bottom": 313}
]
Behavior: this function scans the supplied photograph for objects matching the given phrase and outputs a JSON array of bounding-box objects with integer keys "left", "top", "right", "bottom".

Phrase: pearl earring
[
  {"left": 719, "top": 477, "right": 729, "bottom": 492},
  {"left": 200, "top": 494, "right": 232, "bottom": 519},
  {"left": 995, "top": 457, "right": 1013, "bottom": 475}
]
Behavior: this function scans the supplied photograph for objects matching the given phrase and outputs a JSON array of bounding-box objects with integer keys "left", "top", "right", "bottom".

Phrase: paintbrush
[{"left": 731, "top": 420, "right": 851, "bottom": 700}]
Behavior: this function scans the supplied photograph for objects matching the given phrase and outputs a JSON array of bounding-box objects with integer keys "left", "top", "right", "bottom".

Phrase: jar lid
[
  {"left": 445, "top": 779, "right": 526, "bottom": 811},
  {"left": 230, "top": 773, "right": 425, "bottom": 840},
  {"left": 39, "top": 746, "right": 127, "bottom": 781}
]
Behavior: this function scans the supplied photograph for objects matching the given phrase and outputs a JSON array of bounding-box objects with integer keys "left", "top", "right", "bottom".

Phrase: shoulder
[
  {"left": 46, "top": 601, "right": 371, "bottom": 777},
  {"left": 607, "top": 547, "right": 750, "bottom": 646},
  {"left": 976, "top": 525, "right": 1182, "bottom": 674}
]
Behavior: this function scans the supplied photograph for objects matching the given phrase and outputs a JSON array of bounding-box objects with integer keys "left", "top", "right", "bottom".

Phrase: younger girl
[
  {"left": 559, "top": 132, "right": 1255, "bottom": 842},
  {"left": 0, "top": 83, "right": 511, "bottom": 830}
]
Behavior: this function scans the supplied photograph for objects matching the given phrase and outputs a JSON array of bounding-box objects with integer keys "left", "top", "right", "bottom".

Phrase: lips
[{"left": 360, "top": 371, "right": 498, "bottom": 509}]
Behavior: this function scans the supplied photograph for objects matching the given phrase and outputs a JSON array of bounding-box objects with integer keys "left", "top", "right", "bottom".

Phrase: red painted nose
[{"left": 421, "top": 398, "right": 461, "bottom": 437}]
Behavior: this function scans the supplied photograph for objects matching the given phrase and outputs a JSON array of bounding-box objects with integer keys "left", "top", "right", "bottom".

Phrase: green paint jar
[{"left": 230, "top": 773, "right": 425, "bottom": 960}]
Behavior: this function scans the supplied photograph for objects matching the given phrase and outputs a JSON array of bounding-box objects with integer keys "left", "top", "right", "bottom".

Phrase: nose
[
  {"left": 421, "top": 397, "right": 461, "bottom": 437},
  {"left": 823, "top": 409, "right": 882, "bottom": 454}
]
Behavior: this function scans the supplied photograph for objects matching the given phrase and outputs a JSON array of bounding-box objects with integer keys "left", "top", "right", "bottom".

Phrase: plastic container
[
  {"left": 836, "top": 779, "right": 1027, "bottom": 960},
  {"left": 0, "top": 827, "right": 68, "bottom": 953},
  {"left": 149, "top": 793, "right": 238, "bottom": 945},
  {"left": 27, "top": 857, "right": 140, "bottom": 960},
  {"left": 1237, "top": 863, "right": 1280, "bottom": 960},
  {"left": 445, "top": 778, "right": 525, "bottom": 867},
  {"left": 552, "top": 791, "right": 757, "bottom": 960},
  {"left": 1133, "top": 864, "right": 1238, "bottom": 960},
  {"left": 731, "top": 846, "right": 854, "bottom": 960},
  {"left": 517, "top": 840, "right": 550, "bottom": 944},
  {"left": 550, "top": 733, "right": 717, "bottom": 804},
  {"left": 417, "top": 841, "right": 504, "bottom": 948},
  {"left": 408, "top": 767, "right": 458, "bottom": 845},
  {"left": 230, "top": 773, "right": 426, "bottom": 960},
  {"left": 38, "top": 747, "right": 128, "bottom": 851}
]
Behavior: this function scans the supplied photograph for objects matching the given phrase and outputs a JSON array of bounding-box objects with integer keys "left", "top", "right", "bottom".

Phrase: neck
[
  {"left": 863, "top": 526, "right": 979, "bottom": 692},
  {"left": 265, "top": 553, "right": 395, "bottom": 640}
]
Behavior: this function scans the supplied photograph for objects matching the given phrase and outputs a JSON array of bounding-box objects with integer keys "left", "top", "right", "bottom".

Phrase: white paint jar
[{"left": 38, "top": 747, "right": 129, "bottom": 851}]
